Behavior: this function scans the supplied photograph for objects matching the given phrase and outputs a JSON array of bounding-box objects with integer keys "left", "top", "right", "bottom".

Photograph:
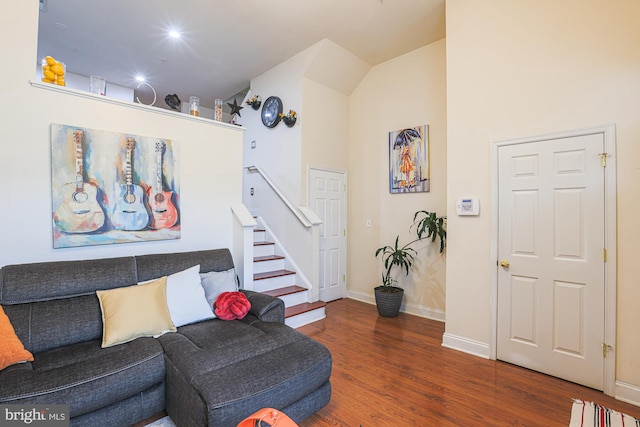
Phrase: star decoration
[{"left": 227, "top": 98, "right": 244, "bottom": 117}]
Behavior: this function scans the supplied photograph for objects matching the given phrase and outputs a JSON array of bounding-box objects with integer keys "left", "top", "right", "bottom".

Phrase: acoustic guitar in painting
[
  {"left": 147, "top": 140, "right": 178, "bottom": 229},
  {"left": 111, "top": 137, "right": 150, "bottom": 231},
  {"left": 53, "top": 129, "right": 105, "bottom": 233}
]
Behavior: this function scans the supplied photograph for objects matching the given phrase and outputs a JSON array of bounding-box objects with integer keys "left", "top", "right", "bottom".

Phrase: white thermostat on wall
[{"left": 456, "top": 197, "right": 480, "bottom": 216}]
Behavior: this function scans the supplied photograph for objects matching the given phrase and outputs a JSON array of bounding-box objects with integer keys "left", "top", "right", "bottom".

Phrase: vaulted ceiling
[{"left": 37, "top": 0, "right": 445, "bottom": 108}]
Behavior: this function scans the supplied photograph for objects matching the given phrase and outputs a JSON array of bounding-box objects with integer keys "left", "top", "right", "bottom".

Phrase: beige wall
[
  {"left": 0, "top": 2, "right": 244, "bottom": 266},
  {"left": 446, "top": 0, "right": 640, "bottom": 395},
  {"left": 347, "top": 39, "right": 447, "bottom": 318},
  {"left": 300, "top": 77, "right": 350, "bottom": 203}
]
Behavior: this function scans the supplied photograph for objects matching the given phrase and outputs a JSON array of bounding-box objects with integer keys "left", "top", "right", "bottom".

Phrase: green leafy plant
[
  {"left": 375, "top": 236, "right": 417, "bottom": 290},
  {"left": 413, "top": 210, "right": 447, "bottom": 253},
  {"left": 375, "top": 210, "right": 447, "bottom": 291}
]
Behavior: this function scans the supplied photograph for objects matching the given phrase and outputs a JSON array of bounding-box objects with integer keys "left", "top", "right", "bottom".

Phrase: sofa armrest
[{"left": 240, "top": 290, "right": 285, "bottom": 324}]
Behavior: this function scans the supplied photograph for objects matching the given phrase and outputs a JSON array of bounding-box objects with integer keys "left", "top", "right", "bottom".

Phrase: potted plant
[{"left": 374, "top": 210, "right": 446, "bottom": 317}]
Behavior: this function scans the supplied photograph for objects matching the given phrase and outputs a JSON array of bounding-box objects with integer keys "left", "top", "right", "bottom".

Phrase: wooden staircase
[{"left": 252, "top": 225, "right": 326, "bottom": 328}]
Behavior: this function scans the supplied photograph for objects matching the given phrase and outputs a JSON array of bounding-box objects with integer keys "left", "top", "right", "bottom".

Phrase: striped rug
[{"left": 570, "top": 399, "right": 640, "bottom": 427}]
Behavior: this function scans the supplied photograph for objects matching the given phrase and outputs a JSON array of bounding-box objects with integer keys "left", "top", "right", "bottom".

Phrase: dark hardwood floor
[{"left": 297, "top": 298, "right": 640, "bottom": 427}]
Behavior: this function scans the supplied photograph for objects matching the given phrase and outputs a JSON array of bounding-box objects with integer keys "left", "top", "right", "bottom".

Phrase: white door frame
[
  {"left": 489, "top": 125, "right": 617, "bottom": 396},
  {"left": 308, "top": 166, "right": 348, "bottom": 301}
]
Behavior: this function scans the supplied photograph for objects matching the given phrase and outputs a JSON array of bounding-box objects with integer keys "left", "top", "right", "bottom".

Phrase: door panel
[
  {"left": 497, "top": 133, "right": 605, "bottom": 390},
  {"left": 310, "top": 169, "right": 347, "bottom": 302}
]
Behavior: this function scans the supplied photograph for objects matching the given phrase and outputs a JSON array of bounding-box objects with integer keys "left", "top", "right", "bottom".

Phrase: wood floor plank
[{"left": 297, "top": 299, "right": 640, "bottom": 427}]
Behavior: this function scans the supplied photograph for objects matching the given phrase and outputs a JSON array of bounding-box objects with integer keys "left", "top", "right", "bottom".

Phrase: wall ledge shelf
[{"left": 29, "top": 80, "right": 245, "bottom": 131}]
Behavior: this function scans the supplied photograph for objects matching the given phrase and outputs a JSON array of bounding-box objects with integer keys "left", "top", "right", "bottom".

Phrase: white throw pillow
[
  {"left": 200, "top": 268, "right": 238, "bottom": 308},
  {"left": 166, "top": 264, "right": 215, "bottom": 327}
]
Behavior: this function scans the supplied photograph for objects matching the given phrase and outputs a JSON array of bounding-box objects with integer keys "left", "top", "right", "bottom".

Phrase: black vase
[{"left": 374, "top": 286, "right": 404, "bottom": 317}]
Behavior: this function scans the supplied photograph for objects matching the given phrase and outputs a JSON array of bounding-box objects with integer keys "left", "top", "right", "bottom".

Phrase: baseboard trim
[
  {"left": 404, "top": 302, "right": 445, "bottom": 322},
  {"left": 441, "top": 332, "right": 491, "bottom": 359},
  {"left": 615, "top": 381, "right": 640, "bottom": 407},
  {"left": 346, "top": 292, "right": 445, "bottom": 322}
]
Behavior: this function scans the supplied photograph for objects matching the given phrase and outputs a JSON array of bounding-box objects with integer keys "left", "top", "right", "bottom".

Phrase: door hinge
[
  {"left": 602, "top": 343, "right": 612, "bottom": 358},
  {"left": 599, "top": 152, "right": 608, "bottom": 167},
  {"left": 343, "top": 229, "right": 346, "bottom": 236},
  {"left": 343, "top": 274, "right": 346, "bottom": 282},
  {"left": 603, "top": 248, "right": 607, "bottom": 262}
]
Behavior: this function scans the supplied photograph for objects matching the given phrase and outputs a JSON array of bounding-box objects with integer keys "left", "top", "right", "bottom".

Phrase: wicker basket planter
[{"left": 374, "top": 286, "right": 404, "bottom": 317}]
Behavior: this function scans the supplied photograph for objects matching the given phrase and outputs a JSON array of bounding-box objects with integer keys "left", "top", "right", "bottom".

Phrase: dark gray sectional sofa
[{"left": 0, "top": 249, "right": 332, "bottom": 426}]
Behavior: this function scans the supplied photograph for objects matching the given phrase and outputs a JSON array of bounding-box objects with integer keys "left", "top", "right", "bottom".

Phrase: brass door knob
[{"left": 500, "top": 260, "right": 510, "bottom": 268}]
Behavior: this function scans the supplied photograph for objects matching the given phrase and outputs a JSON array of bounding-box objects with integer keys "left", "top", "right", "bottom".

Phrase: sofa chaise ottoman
[{"left": 0, "top": 249, "right": 332, "bottom": 426}]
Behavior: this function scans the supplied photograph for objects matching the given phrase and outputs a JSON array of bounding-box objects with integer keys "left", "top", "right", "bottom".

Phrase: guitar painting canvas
[
  {"left": 51, "top": 124, "right": 180, "bottom": 248},
  {"left": 111, "top": 137, "right": 150, "bottom": 231},
  {"left": 147, "top": 140, "right": 179, "bottom": 230}
]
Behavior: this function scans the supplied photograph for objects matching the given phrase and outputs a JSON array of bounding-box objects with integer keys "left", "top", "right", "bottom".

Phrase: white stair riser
[
  {"left": 286, "top": 308, "right": 326, "bottom": 329},
  {"left": 253, "top": 258, "right": 285, "bottom": 274},
  {"left": 279, "top": 291, "right": 308, "bottom": 307},
  {"left": 253, "top": 244, "right": 275, "bottom": 258},
  {"left": 253, "top": 217, "right": 324, "bottom": 329},
  {"left": 253, "top": 274, "right": 296, "bottom": 292}
]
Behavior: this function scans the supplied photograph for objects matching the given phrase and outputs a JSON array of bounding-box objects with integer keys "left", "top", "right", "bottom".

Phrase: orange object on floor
[{"left": 236, "top": 408, "right": 298, "bottom": 427}]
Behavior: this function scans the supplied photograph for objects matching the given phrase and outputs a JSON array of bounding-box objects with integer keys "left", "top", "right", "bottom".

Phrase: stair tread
[
  {"left": 253, "top": 241, "right": 274, "bottom": 246},
  {"left": 285, "top": 301, "right": 327, "bottom": 318},
  {"left": 254, "top": 269, "right": 295, "bottom": 280},
  {"left": 262, "top": 286, "right": 307, "bottom": 297},
  {"left": 254, "top": 228, "right": 265, "bottom": 232},
  {"left": 254, "top": 255, "right": 285, "bottom": 262}
]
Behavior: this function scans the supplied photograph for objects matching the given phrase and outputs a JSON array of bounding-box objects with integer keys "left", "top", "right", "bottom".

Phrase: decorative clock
[{"left": 261, "top": 96, "right": 283, "bottom": 128}]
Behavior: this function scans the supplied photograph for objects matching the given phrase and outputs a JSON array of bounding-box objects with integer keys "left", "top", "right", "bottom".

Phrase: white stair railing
[
  {"left": 244, "top": 166, "right": 322, "bottom": 301},
  {"left": 231, "top": 203, "right": 257, "bottom": 290}
]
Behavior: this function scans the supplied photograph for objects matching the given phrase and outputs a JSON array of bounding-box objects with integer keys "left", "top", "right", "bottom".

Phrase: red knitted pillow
[{"left": 214, "top": 291, "right": 251, "bottom": 320}]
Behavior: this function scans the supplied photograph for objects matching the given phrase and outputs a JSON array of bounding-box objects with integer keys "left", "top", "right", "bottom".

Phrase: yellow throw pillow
[
  {"left": 97, "top": 277, "right": 176, "bottom": 348},
  {"left": 0, "top": 304, "right": 34, "bottom": 370}
]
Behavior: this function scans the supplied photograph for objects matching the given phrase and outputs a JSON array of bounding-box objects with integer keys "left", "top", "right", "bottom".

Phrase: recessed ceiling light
[
  {"left": 135, "top": 75, "right": 146, "bottom": 82},
  {"left": 169, "top": 30, "right": 181, "bottom": 39},
  {"left": 54, "top": 22, "right": 68, "bottom": 31}
]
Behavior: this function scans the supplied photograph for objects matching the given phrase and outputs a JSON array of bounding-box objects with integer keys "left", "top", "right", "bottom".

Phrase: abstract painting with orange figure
[{"left": 388, "top": 125, "right": 429, "bottom": 193}]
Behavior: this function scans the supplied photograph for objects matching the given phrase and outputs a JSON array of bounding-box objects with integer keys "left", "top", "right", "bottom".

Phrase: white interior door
[
  {"left": 497, "top": 132, "right": 606, "bottom": 390},
  {"left": 310, "top": 168, "right": 347, "bottom": 302}
]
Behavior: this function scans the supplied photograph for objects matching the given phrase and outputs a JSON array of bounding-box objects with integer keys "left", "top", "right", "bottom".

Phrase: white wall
[
  {"left": 300, "top": 78, "right": 349, "bottom": 203},
  {"left": 241, "top": 40, "right": 365, "bottom": 288},
  {"left": 446, "top": 0, "right": 640, "bottom": 398},
  {"left": 242, "top": 57, "right": 305, "bottom": 207},
  {"left": 347, "top": 39, "right": 448, "bottom": 318},
  {"left": 242, "top": 39, "right": 369, "bottom": 209},
  {"left": 1, "top": 2, "right": 244, "bottom": 266}
]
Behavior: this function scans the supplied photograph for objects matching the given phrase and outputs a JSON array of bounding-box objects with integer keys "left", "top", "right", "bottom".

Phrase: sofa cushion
[
  {"left": 0, "top": 256, "right": 138, "bottom": 355},
  {"left": 0, "top": 257, "right": 137, "bottom": 304},
  {"left": 159, "top": 320, "right": 332, "bottom": 426},
  {"left": 165, "top": 265, "right": 215, "bottom": 326},
  {"left": 200, "top": 268, "right": 237, "bottom": 307},
  {"left": 135, "top": 249, "right": 234, "bottom": 281},
  {"left": 0, "top": 305, "right": 33, "bottom": 370},
  {"left": 3, "top": 295, "right": 103, "bottom": 354},
  {"left": 0, "top": 337, "right": 165, "bottom": 419},
  {"left": 70, "top": 382, "right": 165, "bottom": 427},
  {"left": 97, "top": 277, "right": 176, "bottom": 348}
]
